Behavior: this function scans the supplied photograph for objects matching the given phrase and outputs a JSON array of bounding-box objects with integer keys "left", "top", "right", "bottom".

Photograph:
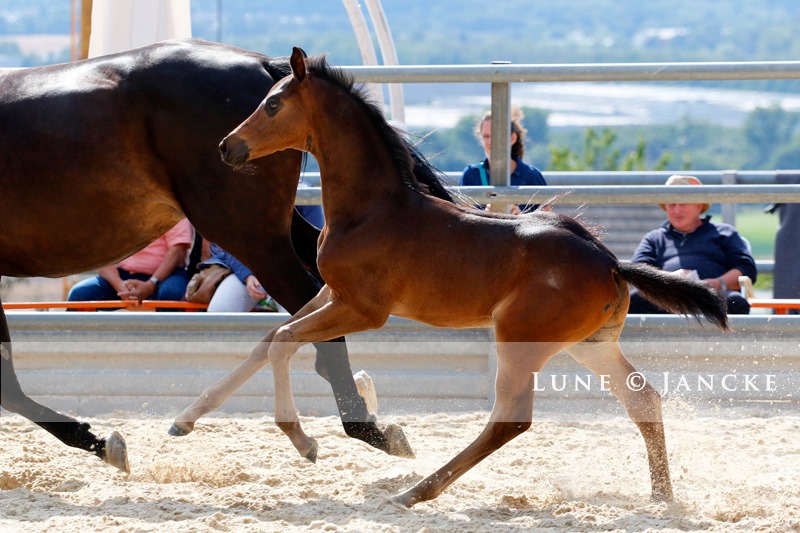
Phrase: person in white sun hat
[{"left": 628, "top": 175, "right": 757, "bottom": 314}]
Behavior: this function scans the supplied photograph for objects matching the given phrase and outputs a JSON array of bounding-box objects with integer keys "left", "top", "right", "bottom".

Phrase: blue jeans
[{"left": 68, "top": 268, "right": 190, "bottom": 311}]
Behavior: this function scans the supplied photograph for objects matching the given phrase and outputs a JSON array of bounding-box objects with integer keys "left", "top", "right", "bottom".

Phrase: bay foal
[{"left": 218, "top": 48, "right": 728, "bottom": 506}]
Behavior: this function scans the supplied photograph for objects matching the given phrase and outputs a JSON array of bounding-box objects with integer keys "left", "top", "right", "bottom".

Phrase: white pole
[
  {"left": 340, "top": 0, "right": 384, "bottom": 107},
  {"left": 363, "top": 0, "right": 405, "bottom": 124}
]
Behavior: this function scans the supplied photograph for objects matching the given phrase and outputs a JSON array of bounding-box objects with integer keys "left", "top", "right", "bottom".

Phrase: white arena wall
[{"left": 5, "top": 313, "right": 799, "bottom": 418}]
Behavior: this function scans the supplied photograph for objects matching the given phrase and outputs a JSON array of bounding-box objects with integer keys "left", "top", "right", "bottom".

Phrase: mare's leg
[
  {"left": 0, "top": 300, "right": 128, "bottom": 472},
  {"left": 394, "top": 336, "right": 563, "bottom": 507},
  {"left": 289, "top": 210, "right": 393, "bottom": 449},
  {"left": 567, "top": 334, "right": 673, "bottom": 502},
  {"left": 267, "top": 294, "right": 405, "bottom": 462}
]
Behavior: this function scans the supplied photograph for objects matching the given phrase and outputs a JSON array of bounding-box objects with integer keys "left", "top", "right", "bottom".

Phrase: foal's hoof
[
  {"left": 168, "top": 421, "right": 195, "bottom": 437},
  {"left": 301, "top": 438, "right": 319, "bottom": 464},
  {"left": 391, "top": 488, "right": 420, "bottom": 508},
  {"left": 651, "top": 489, "right": 675, "bottom": 503},
  {"left": 103, "top": 431, "right": 130, "bottom": 475},
  {"left": 385, "top": 423, "right": 414, "bottom": 458}
]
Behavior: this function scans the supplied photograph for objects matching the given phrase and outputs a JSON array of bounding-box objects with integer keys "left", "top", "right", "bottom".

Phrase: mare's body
[
  {"left": 0, "top": 39, "right": 405, "bottom": 471},
  {"left": 216, "top": 48, "right": 728, "bottom": 506}
]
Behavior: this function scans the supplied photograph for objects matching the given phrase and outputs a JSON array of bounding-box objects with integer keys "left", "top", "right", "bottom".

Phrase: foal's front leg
[
  {"left": 268, "top": 291, "right": 388, "bottom": 462},
  {"left": 170, "top": 288, "right": 331, "bottom": 436}
]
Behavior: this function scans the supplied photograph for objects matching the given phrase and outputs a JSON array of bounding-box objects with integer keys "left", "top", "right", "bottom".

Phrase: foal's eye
[{"left": 265, "top": 98, "right": 280, "bottom": 115}]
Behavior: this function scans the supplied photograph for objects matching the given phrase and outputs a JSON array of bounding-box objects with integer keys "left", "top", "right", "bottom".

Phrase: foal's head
[
  {"left": 220, "top": 47, "right": 316, "bottom": 169},
  {"left": 220, "top": 47, "right": 456, "bottom": 202}
]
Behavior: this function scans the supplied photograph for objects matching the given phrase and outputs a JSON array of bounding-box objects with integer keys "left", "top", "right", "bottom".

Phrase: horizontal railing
[
  {"left": 301, "top": 170, "right": 800, "bottom": 187},
  {"left": 344, "top": 60, "right": 800, "bottom": 186},
  {"left": 342, "top": 60, "right": 800, "bottom": 83},
  {"left": 294, "top": 184, "right": 800, "bottom": 205}
]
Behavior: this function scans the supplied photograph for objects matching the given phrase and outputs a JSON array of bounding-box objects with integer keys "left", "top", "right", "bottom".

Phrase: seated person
[
  {"left": 200, "top": 204, "right": 323, "bottom": 312},
  {"left": 68, "top": 219, "right": 193, "bottom": 308},
  {"left": 198, "top": 243, "right": 283, "bottom": 312},
  {"left": 460, "top": 108, "right": 547, "bottom": 213},
  {"left": 629, "top": 175, "right": 757, "bottom": 315}
]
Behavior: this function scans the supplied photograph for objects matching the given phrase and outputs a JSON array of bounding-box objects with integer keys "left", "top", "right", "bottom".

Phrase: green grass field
[
  {"left": 731, "top": 206, "right": 778, "bottom": 259},
  {"left": 727, "top": 206, "right": 777, "bottom": 289}
]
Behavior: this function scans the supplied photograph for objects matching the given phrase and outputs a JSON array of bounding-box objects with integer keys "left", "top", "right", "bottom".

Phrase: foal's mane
[{"left": 304, "top": 55, "right": 455, "bottom": 203}]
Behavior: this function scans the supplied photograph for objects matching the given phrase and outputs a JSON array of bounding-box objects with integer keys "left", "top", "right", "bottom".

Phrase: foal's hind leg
[
  {"left": 395, "top": 339, "right": 563, "bottom": 507},
  {"left": 568, "top": 335, "right": 673, "bottom": 502},
  {"left": 0, "top": 302, "right": 128, "bottom": 473}
]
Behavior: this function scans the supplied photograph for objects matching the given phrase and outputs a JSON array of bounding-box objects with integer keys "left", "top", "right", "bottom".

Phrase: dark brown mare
[
  {"left": 215, "top": 48, "right": 729, "bottom": 506},
  {"left": 0, "top": 39, "right": 423, "bottom": 473}
]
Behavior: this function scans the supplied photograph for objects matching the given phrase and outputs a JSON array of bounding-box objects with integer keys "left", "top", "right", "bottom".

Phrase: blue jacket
[
  {"left": 296, "top": 205, "right": 324, "bottom": 230},
  {"left": 200, "top": 243, "right": 254, "bottom": 284},
  {"left": 631, "top": 216, "right": 757, "bottom": 282},
  {"left": 461, "top": 157, "right": 546, "bottom": 187},
  {"left": 199, "top": 206, "right": 324, "bottom": 283},
  {"left": 460, "top": 157, "right": 546, "bottom": 210}
]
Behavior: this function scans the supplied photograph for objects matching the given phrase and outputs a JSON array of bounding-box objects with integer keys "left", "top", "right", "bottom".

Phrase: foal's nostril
[
  {"left": 219, "top": 138, "right": 231, "bottom": 161},
  {"left": 219, "top": 135, "right": 249, "bottom": 167}
]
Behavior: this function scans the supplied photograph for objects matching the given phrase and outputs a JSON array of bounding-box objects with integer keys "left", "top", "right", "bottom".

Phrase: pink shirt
[{"left": 117, "top": 219, "right": 193, "bottom": 274}]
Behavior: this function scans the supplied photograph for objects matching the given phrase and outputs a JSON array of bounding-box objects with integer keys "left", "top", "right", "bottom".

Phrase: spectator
[
  {"left": 460, "top": 108, "right": 547, "bottom": 213},
  {"left": 629, "top": 175, "right": 757, "bottom": 315},
  {"left": 197, "top": 243, "right": 282, "bottom": 312},
  {"left": 771, "top": 173, "right": 800, "bottom": 314},
  {"left": 68, "top": 219, "right": 193, "bottom": 309},
  {"left": 199, "top": 204, "right": 322, "bottom": 312}
]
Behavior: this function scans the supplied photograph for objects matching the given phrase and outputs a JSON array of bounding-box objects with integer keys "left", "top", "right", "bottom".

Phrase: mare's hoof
[
  {"left": 103, "top": 431, "right": 130, "bottom": 474},
  {"left": 302, "top": 438, "right": 319, "bottom": 463},
  {"left": 168, "top": 421, "right": 195, "bottom": 437},
  {"left": 354, "top": 370, "right": 378, "bottom": 416},
  {"left": 385, "top": 423, "right": 414, "bottom": 458}
]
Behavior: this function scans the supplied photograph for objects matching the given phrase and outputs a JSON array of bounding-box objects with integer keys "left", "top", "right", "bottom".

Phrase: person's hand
[
  {"left": 509, "top": 205, "right": 523, "bottom": 215},
  {"left": 117, "top": 279, "right": 156, "bottom": 302},
  {"left": 674, "top": 269, "right": 700, "bottom": 280},
  {"left": 245, "top": 275, "right": 267, "bottom": 300}
]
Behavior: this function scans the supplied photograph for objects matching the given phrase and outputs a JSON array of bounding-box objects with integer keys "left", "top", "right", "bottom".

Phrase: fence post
[
  {"left": 721, "top": 170, "right": 738, "bottom": 226},
  {"left": 490, "top": 67, "right": 511, "bottom": 213}
]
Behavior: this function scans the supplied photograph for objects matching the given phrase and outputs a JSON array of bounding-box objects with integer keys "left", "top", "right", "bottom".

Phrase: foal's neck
[{"left": 310, "top": 91, "right": 410, "bottom": 222}]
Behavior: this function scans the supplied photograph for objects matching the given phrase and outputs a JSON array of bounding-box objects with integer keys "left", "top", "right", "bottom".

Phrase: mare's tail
[{"left": 617, "top": 261, "right": 729, "bottom": 330}]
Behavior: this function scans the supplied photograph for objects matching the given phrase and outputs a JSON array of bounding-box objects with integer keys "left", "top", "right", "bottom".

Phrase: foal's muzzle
[{"left": 219, "top": 135, "right": 251, "bottom": 169}]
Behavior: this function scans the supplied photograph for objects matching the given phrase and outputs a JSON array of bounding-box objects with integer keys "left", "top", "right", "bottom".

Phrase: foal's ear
[{"left": 290, "top": 47, "right": 308, "bottom": 82}]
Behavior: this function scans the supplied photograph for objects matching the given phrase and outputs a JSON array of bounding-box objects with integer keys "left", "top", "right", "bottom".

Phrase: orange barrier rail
[
  {"left": 4, "top": 300, "right": 208, "bottom": 312},
  {"left": 748, "top": 299, "right": 800, "bottom": 315}
]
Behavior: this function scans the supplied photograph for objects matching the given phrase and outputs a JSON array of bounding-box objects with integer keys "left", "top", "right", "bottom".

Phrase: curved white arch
[
  {"left": 363, "top": 0, "right": 405, "bottom": 124},
  {"left": 341, "top": 0, "right": 405, "bottom": 124}
]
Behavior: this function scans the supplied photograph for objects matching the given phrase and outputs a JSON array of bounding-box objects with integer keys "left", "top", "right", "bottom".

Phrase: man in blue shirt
[{"left": 629, "top": 175, "right": 757, "bottom": 314}]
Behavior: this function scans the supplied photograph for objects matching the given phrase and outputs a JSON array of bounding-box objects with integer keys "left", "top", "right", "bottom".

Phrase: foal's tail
[{"left": 617, "top": 261, "right": 729, "bottom": 330}]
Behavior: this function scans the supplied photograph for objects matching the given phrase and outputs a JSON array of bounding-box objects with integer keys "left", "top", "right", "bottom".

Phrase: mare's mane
[{"left": 304, "top": 55, "right": 455, "bottom": 203}]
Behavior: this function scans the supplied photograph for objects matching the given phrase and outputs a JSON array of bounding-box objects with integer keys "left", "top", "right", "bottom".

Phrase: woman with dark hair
[{"left": 460, "top": 108, "right": 547, "bottom": 214}]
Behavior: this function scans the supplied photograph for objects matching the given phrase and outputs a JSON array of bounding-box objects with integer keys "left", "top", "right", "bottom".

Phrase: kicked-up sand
[{"left": 0, "top": 404, "right": 798, "bottom": 532}]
